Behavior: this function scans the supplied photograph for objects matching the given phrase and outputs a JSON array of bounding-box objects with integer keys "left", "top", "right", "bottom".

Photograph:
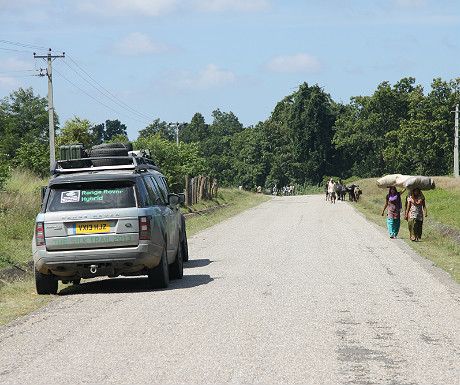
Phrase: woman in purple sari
[{"left": 381, "top": 186, "right": 406, "bottom": 238}]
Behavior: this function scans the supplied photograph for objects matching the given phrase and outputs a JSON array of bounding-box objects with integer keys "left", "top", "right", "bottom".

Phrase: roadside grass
[
  {"left": 0, "top": 170, "right": 49, "bottom": 269},
  {"left": 0, "top": 277, "right": 53, "bottom": 326},
  {"left": 0, "top": 176, "right": 270, "bottom": 327},
  {"left": 352, "top": 176, "right": 460, "bottom": 285}
]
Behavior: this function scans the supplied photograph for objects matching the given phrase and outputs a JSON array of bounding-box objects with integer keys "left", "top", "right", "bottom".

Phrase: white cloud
[
  {"left": 265, "top": 54, "right": 322, "bottom": 73},
  {"left": 76, "top": 0, "right": 179, "bottom": 17},
  {"left": 110, "top": 33, "right": 171, "bottom": 56},
  {"left": 192, "top": 0, "right": 272, "bottom": 12},
  {"left": 164, "top": 64, "right": 236, "bottom": 90}
]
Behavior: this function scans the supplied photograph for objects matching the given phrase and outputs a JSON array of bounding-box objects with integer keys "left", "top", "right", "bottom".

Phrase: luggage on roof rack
[
  {"left": 51, "top": 153, "right": 159, "bottom": 176},
  {"left": 59, "top": 144, "right": 87, "bottom": 161}
]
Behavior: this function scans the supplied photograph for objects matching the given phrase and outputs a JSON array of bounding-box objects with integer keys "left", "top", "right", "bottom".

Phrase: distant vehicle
[{"left": 32, "top": 143, "right": 188, "bottom": 294}]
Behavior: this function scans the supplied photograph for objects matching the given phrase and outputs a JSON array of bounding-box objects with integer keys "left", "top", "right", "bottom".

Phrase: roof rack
[{"left": 51, "top": 155, "right": 160, "bottom": 176}]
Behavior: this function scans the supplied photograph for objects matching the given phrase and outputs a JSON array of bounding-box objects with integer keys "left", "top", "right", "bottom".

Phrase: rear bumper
[{"left": 33, "top": 242, "right": 162, "bottom": 279}]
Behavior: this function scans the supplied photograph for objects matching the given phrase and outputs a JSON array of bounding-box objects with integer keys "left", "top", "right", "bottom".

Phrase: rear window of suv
[{"left": 46, "top": 181, "right": 136, "bottom": 212}]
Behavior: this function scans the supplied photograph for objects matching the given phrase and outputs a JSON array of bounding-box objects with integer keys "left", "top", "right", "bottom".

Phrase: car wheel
[
  {"left": 34, "top": 265, "right": 58, "bottom": 295},
  {"left": 169, "top": 241, "right": 184, "bottom": 280},
  {"left": 147, "top": 247, "right": 169, "bottom": 289},
  {"left": 181, "top": 216, "right": 189, "bottom": 262}
]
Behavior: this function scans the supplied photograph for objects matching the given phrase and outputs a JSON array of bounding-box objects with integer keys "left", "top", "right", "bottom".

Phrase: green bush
[{"left": 0, "top": 153, "right": 11, "bottom": 189}]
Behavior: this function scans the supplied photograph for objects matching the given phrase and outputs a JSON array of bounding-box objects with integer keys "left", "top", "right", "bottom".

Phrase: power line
[
  {"left": 1, "top": 40, "right": 156, "bottom": 127},
  {"left": 53, "top": 67, "right": 150, "bottom": 125},
  {"left": 0, "top": 69, "right": 35, "bottom": 73},
  {"left": 0, "top": 46, "right": 33, "bottom": 54},
  {"left": 59, "top": 56, "right": 154, "bottom": 122},
  {"left": 66, "top": 55, "right": 153, "bottom": 121},
  {"left": 0, "top": 40, "right": 50, "bottom": 51},
  {"left": 0, "top": 74, "right": 38, "bottom": 78}
]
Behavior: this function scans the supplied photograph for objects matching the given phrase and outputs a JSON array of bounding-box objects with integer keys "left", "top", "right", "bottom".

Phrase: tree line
[{"left": 0, "top": 77, "right": 458, "bottom": 192}]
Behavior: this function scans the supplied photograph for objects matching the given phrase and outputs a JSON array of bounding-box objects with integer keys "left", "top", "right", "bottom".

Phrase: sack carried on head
[
  {"left": 376, "top": 174, "right": 412, "bottom": 188},
  {"left": 403, "top": 176, "right": 435, "bottom": 191}
]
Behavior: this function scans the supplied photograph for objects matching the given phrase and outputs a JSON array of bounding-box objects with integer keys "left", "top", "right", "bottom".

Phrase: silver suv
[{"left": 32, "top": 147, "right": 188, "bottom": 294}]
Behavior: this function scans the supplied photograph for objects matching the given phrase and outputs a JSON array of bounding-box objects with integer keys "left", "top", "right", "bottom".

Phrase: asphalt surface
[{"left": 0, "top": 195, "right": 459, "bottom": 384}]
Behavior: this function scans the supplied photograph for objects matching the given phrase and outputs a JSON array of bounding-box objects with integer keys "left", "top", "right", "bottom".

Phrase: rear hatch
[{"left": 43, "top": 181, "right": 140, "bottom": 251}]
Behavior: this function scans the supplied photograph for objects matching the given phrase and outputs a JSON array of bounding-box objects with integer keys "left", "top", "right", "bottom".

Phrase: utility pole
[
  {"left": 454, "top": 104, "right": 459, "bottom": 178},
  {"left": 34, "top": 49, "right": 65, "bottom": 173},
  {"left": 168, "top": 122, "right": 186, "bottom": 146}
]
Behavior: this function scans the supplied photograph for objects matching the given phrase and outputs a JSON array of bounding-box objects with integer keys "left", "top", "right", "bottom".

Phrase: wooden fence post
[{"left": 185, "top": 174, "right": 191, "bottom": 206}]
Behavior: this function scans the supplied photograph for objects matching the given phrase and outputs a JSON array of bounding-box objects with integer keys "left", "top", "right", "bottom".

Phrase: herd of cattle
[{"left": 336, "top": 184, "right": 363, "bottom": 202}]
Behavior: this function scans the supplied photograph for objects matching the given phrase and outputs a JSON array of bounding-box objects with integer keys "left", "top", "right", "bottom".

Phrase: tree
[
  {"left": 92, "top": 123, "right": 105, "bottom": 145},
  {"left": 138, "top": 119, "right": 174, "bottom": 141},
  {"left": 286, "top": 83, "right": 337, "bottom": 183},
  {"left": 56, "top": 116, "right": 96, "bottom": 150},
  {"left": 134, "top": 134, "right": 208, "bottom": 192},
  {"left": 14, "top": 139, "right": 50, "bottom": 176},
  {"left": 333, "top": 78, "right": 416, "bottom": 177},
  {"left": 383, "top": 78, "right": 460, "bottom": 175},
  {"left": 180, "top": 113, "right": 209, "bottom": 143},
  {"left": 93, "top": 119, "right": 128, "bottom": 144},
  {"left": 105, "top": 119, "right": 127, "bottom": 141},
  {"left": 199, "top": 109, "right": 244, "bottom": 185},
  {"left": 0, "top": 87, "right": 52, "bottom": 159}
]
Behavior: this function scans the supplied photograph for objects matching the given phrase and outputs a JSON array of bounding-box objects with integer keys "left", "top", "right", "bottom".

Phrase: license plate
[{"left": 74, "top": 221, "right": 110, "bottom": 234}]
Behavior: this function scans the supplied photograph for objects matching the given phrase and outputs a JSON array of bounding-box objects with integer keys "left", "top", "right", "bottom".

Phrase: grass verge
[
  {"left": 352, "top": 177, "right": 460, "bottom": 285},
  {"left": 0, "top": 178, "right": 270, "bottom": 327}
]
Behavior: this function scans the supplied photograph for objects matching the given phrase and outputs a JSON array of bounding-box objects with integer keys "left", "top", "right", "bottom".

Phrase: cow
[
  {"left": 354, "top": 187, "right": 362, "bottom": 202},
  {"left": 345, "top": 184, "right": 360, "bottom": 202},
  {"left": 335, "top": 184, "right": 347, "bottom": 201}
]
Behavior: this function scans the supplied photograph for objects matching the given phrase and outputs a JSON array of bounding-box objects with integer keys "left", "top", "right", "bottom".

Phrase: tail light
[
  {"left": 139, "top": 216, "right": 151, "bottom": 240},
  {"left": 36, "top": 222, "right": 45, "bottom": 246}
]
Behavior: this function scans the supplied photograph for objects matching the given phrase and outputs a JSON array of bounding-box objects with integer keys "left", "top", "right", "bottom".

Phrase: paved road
[{"left": 1, "top": 195, "right": 459, "bottom": 384}]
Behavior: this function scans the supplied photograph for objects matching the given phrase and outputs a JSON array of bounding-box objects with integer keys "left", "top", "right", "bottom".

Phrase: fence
[{"left": 184, "top": 175, "right": 218, "bottom": 206}]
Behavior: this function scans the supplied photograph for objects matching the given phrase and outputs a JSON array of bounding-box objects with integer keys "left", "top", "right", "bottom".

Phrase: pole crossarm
[{"left": 168, "top": 122, "right": 187, "bottom": 146}]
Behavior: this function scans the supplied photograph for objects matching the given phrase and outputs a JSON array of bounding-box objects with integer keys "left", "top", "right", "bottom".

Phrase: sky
[{"left": 0, "top": 0, "right": 458, "bottom": 140}]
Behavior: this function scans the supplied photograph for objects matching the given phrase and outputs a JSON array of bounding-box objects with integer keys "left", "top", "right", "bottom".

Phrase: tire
[
  {"left": 181, "top": 216, "right": 189, "bottom": 262},
  {"left": 169, "top": 241, "right": 184, "bottom": 279},
  {"left": 89, "top": 147, "right": 129, "bottom": 166},
  {"left": 35, "top": 266, "right": 58, "bottom": 295},
  {"left": 89, "top": 147, "right": 128, "bottom": 157},
  {"left": 91, "top": 142, "right": 133, "bottom": 151},
  {"left": 147, "top": 248, "right": 169, "bottom": 289},
  {"left": 121, "top": 142, "right": 133, "bottom": 152}
]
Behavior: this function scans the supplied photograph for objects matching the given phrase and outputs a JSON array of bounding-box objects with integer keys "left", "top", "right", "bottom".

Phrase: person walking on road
[
  {"left": 328, "top": 179, "right": 336, "bottom": 204},
  {"left": 405, "top": 188, "right": 427, "bottom": 241},
  {"left": 381, "top": 186, "right": 405, "bottom": 238}
]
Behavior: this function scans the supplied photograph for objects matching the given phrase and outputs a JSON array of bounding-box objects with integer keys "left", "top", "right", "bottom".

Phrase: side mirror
[
  {"left": 40, "top": 186, "right": 48, "bottom": 209},
  {"left": 41, "top": 186, "right": 48, "bottom": 201},
  {"left": 168, "top": 194, "right": 180, "bottom": 206},
  {"left": 177, "top": 193, "right": 185, "bottom": 204}
]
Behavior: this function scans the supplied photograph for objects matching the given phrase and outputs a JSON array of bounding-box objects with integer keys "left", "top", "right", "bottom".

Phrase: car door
[
  {"left": 143, "top": 175, "right": 176, "bottom": 258},
  {"left": 154, "top": 174, "right": 180, "bottom": 250}
]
